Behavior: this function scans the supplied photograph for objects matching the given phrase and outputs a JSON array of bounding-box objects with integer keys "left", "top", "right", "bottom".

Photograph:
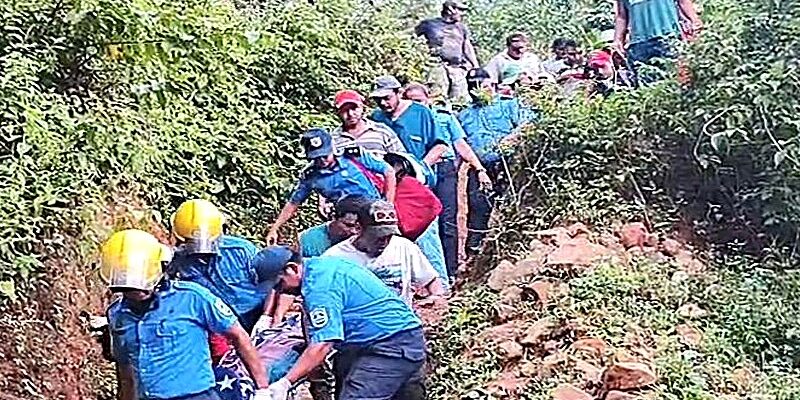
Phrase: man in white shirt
[
  {"left": 323, "top": 199, "right": 446, "bottom": 305},
  {"left": 484, "top": 33, "right": 542, "bottom": 84}
]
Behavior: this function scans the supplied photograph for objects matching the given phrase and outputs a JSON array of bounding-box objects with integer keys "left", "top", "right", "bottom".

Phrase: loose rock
[
  {"left": 552, "top": 383, "right": 592, "bottom": 400},
  {"left": 573, "top": 359, "right": 602, "bottom": 383},
  {"left": 530, "top": 280, "right": 554, "bottom": 304},
  {"left": 603, "top": 362, "right": 657, "bottom": 390},
  {"left": 498, "top": 340, "right": 524, "bottom": 361},
  {"left": 547, "top": 237, "right": 609, "bottom": 266},
  {"left": 570, "top": 337, "right": 607, "bottom": 359},
  {"left": 660, "top": 238, "right": 682, "bottom": 256},
  {"left": 487, "top": 260, "right": 518, "bottom": 291},
  {"left": 520, "top": 317, "right": 556, "bottom": 346},
  {"left": 619, "top": 222, "right": 649, "bottom": 249},
  {"left": 675, "top": 324, "right": 702, "bottom": 347}
]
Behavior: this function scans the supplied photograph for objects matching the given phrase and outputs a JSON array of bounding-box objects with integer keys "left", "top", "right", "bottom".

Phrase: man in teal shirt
[
  {"left": 298, "top": 195, "right": 368, "bottom": 258},
  {"left": 613, "top": 0, "right": 702, "bottom": 81}
]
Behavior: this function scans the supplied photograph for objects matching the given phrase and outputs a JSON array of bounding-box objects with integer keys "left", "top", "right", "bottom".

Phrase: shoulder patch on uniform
[
  {"left": 300, "top": 163, "right": 316, "bottom": 179},
  {"left": 215, "top": 298, "right": 235, "bottom": 317},
  {"left": 309, "top": 307, "right": 329, "bottom": 328}
]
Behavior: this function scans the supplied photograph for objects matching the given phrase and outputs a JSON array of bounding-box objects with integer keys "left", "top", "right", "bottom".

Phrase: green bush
[{"left": 0, "top": 0, "right": 428, "bottom": 297}]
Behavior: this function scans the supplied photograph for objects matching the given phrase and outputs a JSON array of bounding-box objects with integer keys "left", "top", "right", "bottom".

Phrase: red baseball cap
[{"left": 334, "top": 90, "right": 365, "bottom": 109}]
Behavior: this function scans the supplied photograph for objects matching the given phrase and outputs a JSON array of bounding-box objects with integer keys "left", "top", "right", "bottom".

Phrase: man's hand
[
  {"left": 611, "top": 40, "right": 626, "bottom": 56},
  {"left": 500, "top": 133, "right": 521, "bottom": 147},
  {"left": 477, "top": 169, "right": 493, "bottom": 192},
  {"left": 265, "top": 230, "right": 279, "bottom": 246},
  {"left": 268, "top": 378, "right": 292, "bottom": 400},
  {"left": 254, "top": 389, "right": 273, "bottom": 400}
]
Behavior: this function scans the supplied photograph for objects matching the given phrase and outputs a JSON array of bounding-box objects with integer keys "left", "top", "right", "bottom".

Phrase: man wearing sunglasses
[
  {"left": 266, "top": 128, "right": 397, "bottom": 245},
  {"left": 101, "top": 229, "right": 270, "bottom": 400},
  {"left": 323, "top": 199, "right": 446, "bottom": 306},
  {"left": 253, "top": 248, "right": 427, "bottom": 400}
]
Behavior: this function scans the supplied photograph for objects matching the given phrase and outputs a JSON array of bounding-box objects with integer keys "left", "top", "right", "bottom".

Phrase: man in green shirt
[{"left": 299, "top": 195, "right": 370, "bottom": 258}]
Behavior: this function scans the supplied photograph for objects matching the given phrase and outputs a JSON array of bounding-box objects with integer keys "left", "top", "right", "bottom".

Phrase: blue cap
[
  {"left": 252, "top": 246, "right": 293, "bottom": 288},
  {"left": 301, "top": 128, "right": 333, "bottom": 159}
]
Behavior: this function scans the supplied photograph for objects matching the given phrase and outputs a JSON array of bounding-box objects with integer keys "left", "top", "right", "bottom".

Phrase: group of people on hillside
[
  {"left": 418, "top": 0, "right": 702, "bottom": 100},
  {"left": 97, "top": 1, "right": 701, "bottom": 400}
]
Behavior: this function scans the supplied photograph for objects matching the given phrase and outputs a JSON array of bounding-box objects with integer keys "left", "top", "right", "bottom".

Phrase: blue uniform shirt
[
  {"left": 174, "top": 235, "right": 264, "bottom": 317},
  {"left": 432, "top": 105, "right": 467, "bottom": 161},
  {"left": 108, "top": 281, "right": 238, "bottom": 399},
  {"left": 301, "top": 256, "right": 421, "bottom": 346},
  {"left": 371, "top": 102, "right": 448, "bottom": 161},
  {"left": 458, "top": 97, "right": 537, "bottom": 164},
  {"left": 289, "top": 154, "right": 388, "bottom": 205},
  {"left": 299, "top": 223, "right": 333, "bottom": 258}
]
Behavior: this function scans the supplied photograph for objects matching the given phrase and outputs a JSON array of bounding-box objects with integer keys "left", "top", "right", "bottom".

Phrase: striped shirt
[{"left": 332, "top": 120, "right": 407, "bottom": 158}]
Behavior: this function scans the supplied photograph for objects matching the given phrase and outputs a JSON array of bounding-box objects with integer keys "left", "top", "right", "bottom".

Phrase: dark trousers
[
  {"left": 334, "top": 328, "right": 427, "bottom": 400},
  {"left": 434, "top": 160, "right": 459, "bottom": 278},
  {"left": 466, "top": 161, "right": 503, "bottom": 253},
  {"left": 627, "top": 37, "right": 677, "bottom": 85},
  {"left": 152, "top": 389, "right": 221, "bottom": 400}
]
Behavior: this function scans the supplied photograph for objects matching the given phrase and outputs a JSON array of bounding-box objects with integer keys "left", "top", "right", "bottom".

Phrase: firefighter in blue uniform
[
  {"left": 169, "top": 199, "right": 269, "bottom": 333},
  {"left": 101, "top": 229, "right": 271, "bottom": 400},
  {"left": 254, "top": 248, "right": 427, "bottom": 400}
]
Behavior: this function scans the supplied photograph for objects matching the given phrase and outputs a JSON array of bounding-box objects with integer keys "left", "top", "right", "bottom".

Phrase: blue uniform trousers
[
  {"left": 334, "top": 328, "right": 426, "bottom": 400},
  {"left": 434, "top": 160, "right": 459, "bottom": 279}
]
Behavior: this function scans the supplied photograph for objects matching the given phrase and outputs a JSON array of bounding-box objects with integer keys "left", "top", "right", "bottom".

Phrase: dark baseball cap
[
  {"left": 252, "top": 246, "right": 294, "bottom": 289},
  {"left": 466, "top": 68, "right": 491, "bottom": 82},
  {"left": 359, "top": 200, "right": 401, "bottom": 238},
  {"left": 301, "top": 128, "right": 334, "bottom": 159},
  {"left": 443, "top": 0, "right": 469, "bottom": 10},
  {"left": 370, "top": 75, "right": 402, "bottom": 98}
]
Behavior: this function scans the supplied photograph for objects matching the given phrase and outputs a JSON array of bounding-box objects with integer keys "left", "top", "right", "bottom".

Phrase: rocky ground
[{"left": 423, "top": 221, "right": 752, "bottom": 400}]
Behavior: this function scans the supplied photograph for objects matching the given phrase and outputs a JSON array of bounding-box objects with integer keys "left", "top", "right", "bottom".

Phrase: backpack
[{"left": 347, "top": 156, "right": 442, "bottom": 241}]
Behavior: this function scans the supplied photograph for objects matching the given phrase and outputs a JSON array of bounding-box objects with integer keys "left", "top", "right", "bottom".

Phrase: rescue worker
[
  {"left": 169, "top": 199, "right": 268, "bottom": 333},
  {"left": 255, "top": 250, "right": 427, "bottom": 400},
  {"left": 266, "top": 128, "right": 397, "bottom": 245},
  {"left": 370, "top": 75, "right": 451, "bottom": 290},
  {"left": 298, "top": 195, "right": 370, "bottom": 258},
  {"left": 323, "top": 199, "right": 446, "bottom": 305},
  {"left": 458, "top": 68, "right": 536, "bottom": 254},
  {"left": 402, "top": 82, "right": 493, "bottom": 280},
  {"left": 101, "top": 229, "right": 271, "bottom": 400}
]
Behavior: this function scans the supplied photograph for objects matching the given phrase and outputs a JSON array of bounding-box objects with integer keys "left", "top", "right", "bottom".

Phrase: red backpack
[{"left": 347, "top": 158, "right": 442, "bottom": 241}]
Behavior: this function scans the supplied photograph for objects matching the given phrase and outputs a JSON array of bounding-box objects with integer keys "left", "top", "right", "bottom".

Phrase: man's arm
[
  {"left": 423, "top": 144, "right": 449, "bottom": 166},
  {"left": 267, "top": 202, "right": 299, "bottom": 245},
  {"left": 223, "top": 323, "right": 269, "bottom": 389},
  {"left": 613, "top": 0, "right": 629, "bottom": 52},
  {"left": 422, "top": 107, "right": 449, "bottom": 166},
  {"left": 117, "top": 364, "right": 137, "bottom": 400},
  {"left": 284, "top": 342, "right": 334, "bottom": 383},
  {"left": 677, "top": 0, "right": 702, "bottom": 38},
  {"left": 383, "top": 165, "right": 397, "bottom": 203}
]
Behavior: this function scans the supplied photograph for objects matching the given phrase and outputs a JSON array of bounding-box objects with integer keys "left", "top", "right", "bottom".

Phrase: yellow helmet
[
  {"left": 172, "top": 199, "right": 224, "bottom": 254},
  {"left": 99, "top": 229, "right": 165, "bottom": 291}
]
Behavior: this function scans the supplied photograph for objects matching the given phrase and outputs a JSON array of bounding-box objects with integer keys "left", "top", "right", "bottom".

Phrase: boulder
[
  {"left": 606, "top": 390, "right": 637, "bottom": 400},
  {"left": 487, "top": 260, "right": 517, "bottom": 291},
  {"left": 618, "top": 222, "right": 648, "bottom": 249},
  {"left": 730, "top": 367, "right": 754, "bottom": 391},
  {"left": 602, "top": 362, "right": 657, "bottom": 390},
  {"left": 478, "top": 322, "right": 521, "bottom": 344},
  {"left": 539, "top": 352, "right": 567, "bottom": 378},
  {"left": 674, "top": 250, "right": 706, "bottom": 275},
  {"left": 574, "top": 359, "right": 602, "bottom": 383},
  {"left": 547, "top": 237, "right": 609, "bottom": 266},
  {"left": 570, "top": 338, "right": 607, "bottom": 359},
  {"left": 520, "top": 317, "right": 556, "bottom": 346},
  {"left": 552, "top": 384, "right": 592, "bottom": 400},
  {"left": 675, "top": 324, "right": 702, "bottom": 347},
  {"left": 498, "top": 340, "right": 524, "bottom": 361}
]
